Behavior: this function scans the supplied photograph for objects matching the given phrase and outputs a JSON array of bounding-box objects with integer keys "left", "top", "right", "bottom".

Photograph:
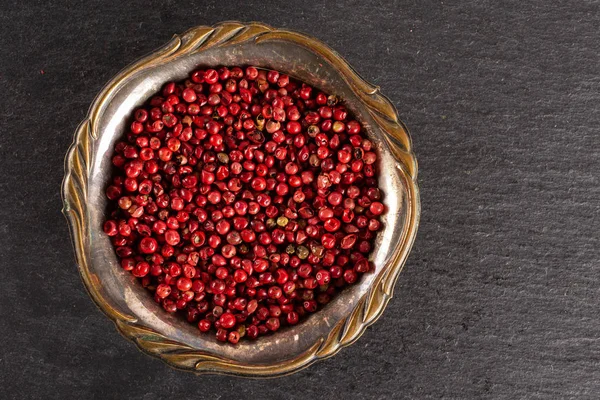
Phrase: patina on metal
[{"left": 61, "top": 21, "right": 420, "bottom": 377}]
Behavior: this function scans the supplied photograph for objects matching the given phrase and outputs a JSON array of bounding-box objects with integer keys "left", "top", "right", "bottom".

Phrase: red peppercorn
[
  {"left": 103, "top": 220, "right": 118, "bottom": 236},
  {"left": 368, "top": 219, "right": 381, "bottom": 231},
  {"left": 176, "top": 277, "right": 192, "bottom": 291},
  {"left": 265, "top": 317, "right": 280, "bottom": 331},
  {"left": 341, "top": 234, "right": 357, "bottom": 249},
  {"left": 164, "top": 230, "right": 180, "bottom": 246},
  {"left": 198, "top": 319, "right": 211, "bottom": 332},
  {"left": 228, "top": 330, "right": 240, "bottom": 344},
  {"left": 286, "top": 311, "right": 299, "bottom": 325},
  {"left": 369, "top": 201, "right": 385, "bottom": 215},
  {"left": 286, "top": 121, "right": 302, "bottom": 134},
  {"left": 219, "top": 312, "right": 236, "bottom": 329},
  {"left": 139, "top": 237, "right": 157, "bottom": 254},
  {"left": 215, "top": 328, "right": 228, "bottom": 342},
  {"left": 132, "top": 262, "right": 150, "bottom": 278},
  {"left": 343, "top": 269, "right": 358, "bottom": 284}
]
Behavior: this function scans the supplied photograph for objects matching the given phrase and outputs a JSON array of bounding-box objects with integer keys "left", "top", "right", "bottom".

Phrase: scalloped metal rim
[{"left": 61, "top": 21, "right": 420, "bottom": 377}]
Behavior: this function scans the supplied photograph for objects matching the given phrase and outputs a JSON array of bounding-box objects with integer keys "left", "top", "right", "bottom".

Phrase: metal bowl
[{"left": 62, "top": 21, "right": 420, "bottom": 377}]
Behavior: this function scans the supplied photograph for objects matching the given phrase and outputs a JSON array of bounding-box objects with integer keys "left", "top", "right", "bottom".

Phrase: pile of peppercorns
[{"left": 103, "top": 66, "right": 384, "bottom": 344}]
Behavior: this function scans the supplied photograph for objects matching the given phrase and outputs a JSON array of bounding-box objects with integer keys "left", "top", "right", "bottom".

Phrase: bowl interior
[{"left": 86, "top": 37, "right": 410, "bottom": 365}]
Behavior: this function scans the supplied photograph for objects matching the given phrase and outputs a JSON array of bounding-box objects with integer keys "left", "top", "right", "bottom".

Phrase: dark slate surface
[{"left": 1, "top": 1, "right": 599, "bottom": 398}]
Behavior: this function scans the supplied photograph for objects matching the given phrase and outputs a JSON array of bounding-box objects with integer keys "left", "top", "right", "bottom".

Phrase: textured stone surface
[{"left": 1, "top": 0, "right": 599, "bottom": 398}]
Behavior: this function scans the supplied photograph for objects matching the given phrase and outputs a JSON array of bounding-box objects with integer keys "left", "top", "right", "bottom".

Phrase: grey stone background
[{"left": 1, "top": 0, "right": 599, "bottom": 398}]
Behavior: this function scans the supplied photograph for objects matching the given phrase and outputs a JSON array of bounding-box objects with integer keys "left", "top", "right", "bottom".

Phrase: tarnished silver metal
[{"left": 62, "top": 22, "right": 420, "bottom": 376}]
